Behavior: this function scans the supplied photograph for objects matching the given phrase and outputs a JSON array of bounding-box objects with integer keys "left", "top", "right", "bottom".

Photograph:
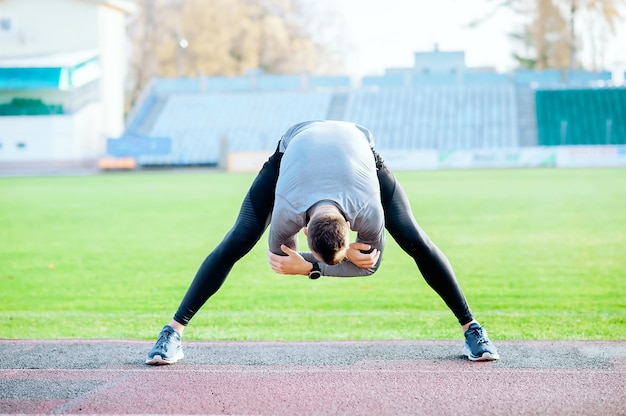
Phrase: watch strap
[{"left": 308, "top": 262, "right": 322, "bottom": 280}]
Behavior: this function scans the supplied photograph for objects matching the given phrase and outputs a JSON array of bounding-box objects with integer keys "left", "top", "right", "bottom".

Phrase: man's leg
[
  {"left": 173, "top": 152, "right": 282, "bottom": 325},
  {"left": 373, "top": 151, "right": 498, "bottom": 360},
  {"left": 373, "top": 152, "right": 474, "bottom": 325},
  {"left": 146, "top": 149, "right": 283, "bottom": 364}
]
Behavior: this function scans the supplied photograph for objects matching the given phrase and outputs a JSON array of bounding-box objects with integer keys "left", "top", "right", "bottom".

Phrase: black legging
[
  {"left": 374, "top": 152, "right": 473, "bottom": 325},
  {"left": 173, "top": 150, "right": 283, "bottom": 325},
  {"left": 173, "top": 148, "right": 473, "bottom": 326}
]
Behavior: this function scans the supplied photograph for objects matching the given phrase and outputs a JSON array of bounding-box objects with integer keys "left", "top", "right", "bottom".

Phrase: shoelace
[
  {"left": 468, "top": 328, "right": 486, "bottom": 345},
  {"left": 154, "top": 330, "right": 174, "bottom": 351}
]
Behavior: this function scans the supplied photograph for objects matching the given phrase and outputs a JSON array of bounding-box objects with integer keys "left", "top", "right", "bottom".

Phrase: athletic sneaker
[
  {"left": 145, "top": 325, "right": 184, "bottom": 365},
  {"left": 463, "top": 322, "right": 500, "bottom": 361}
]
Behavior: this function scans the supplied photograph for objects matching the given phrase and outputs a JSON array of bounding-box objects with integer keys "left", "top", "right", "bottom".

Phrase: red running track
[{"left": 1, "top": 339, "right": 625, "bottom": 415}]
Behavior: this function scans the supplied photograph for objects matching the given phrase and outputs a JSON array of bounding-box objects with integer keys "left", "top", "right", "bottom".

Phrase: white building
[{"left": 0, "top": 0, "right": 135, "bottom": 172}]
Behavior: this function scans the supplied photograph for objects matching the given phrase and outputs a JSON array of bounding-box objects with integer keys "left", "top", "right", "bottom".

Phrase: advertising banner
[
  {"left": 556, "top": 146, "right": 626, "bottom": 167},
  {"left": 438, "top": 148, "right": 557, "bottom": 169},
  {"left": 227, "top": 146, "right": 626, "bottom": 172}
]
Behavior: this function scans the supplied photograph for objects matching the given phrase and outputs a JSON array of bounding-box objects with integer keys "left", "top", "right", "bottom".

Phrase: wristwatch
[{"left": 308, "top": 262, "right": 322, "bottom": 280}]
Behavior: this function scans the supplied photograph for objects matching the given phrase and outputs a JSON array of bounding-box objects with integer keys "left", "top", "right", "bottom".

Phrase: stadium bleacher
[
  {"left": 513, "top": 69, "right": 612, "bottom": 87},
  {"left": 342, "top": 85, "right": 518, "bottom": 151},
  {"left": 135, "top": 90, "right": 333, "bottom": 165},
  {"left": 536, "top": 88, "right": 626, "bottom": 146},
  {"left": 110, "top": 66, "right": 624, "bottom": 167}
]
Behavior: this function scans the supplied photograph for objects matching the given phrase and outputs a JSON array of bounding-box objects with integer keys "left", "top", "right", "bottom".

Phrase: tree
[
  {"left": 567, "top": 0, "right": 625, "bottom": 69},
  {"left": 125, "top": 0, "right": 342, "bottom": 109},
  {"left": 476, "top": 0, "right": 625, "bottom": 69}
]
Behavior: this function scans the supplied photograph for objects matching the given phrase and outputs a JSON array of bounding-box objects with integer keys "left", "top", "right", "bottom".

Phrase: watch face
[{"left": 308, "top": 271, "right": 322, "bottom": 280}]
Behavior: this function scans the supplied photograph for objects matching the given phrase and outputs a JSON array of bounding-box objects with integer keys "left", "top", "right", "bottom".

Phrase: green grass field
[{"left": 1, "top": 168, "right": 625, "bottom": 341}]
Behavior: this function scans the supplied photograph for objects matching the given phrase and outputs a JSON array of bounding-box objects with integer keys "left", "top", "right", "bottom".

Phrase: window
[
  {"left": 0, "top": 17, "right": 13, "bottom": 35},
  {"left": 16, "top": 142, "right": 26, "bottom": 149}
]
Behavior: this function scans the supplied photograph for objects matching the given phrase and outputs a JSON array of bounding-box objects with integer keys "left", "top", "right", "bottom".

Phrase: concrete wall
[
  {"left": 0, "top": 102, "right": 102, "bottom": 162},
  {"left": 226, "top": 146, "right": 626, "bottom": 172},
  {"left": 0, "top": 0, "right": 134, "bottom": 169},
  {"left": 0, "top": 0, "right": 98, "bottom": 55}
]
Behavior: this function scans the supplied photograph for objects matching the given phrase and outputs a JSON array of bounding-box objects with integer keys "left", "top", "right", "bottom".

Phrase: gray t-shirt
[{"left": 268, "top": 120, "right": 385, "bottom": 277}]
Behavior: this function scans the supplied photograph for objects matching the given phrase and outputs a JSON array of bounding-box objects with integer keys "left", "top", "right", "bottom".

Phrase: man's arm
[
  {"left": 268, "top": 196, "right": 304, "bottom": 255},
  {"left": 301, "top": 246, "right": 382, "bottom": 277},
  {"left": 267, "top": 243, "right": 381, "bottom": 277},
  {"left": 314, "top": 199, "right": 386, "bottom": 276},
  {"left": 268, "top": 203, "right": 386, "bottom": 277}
]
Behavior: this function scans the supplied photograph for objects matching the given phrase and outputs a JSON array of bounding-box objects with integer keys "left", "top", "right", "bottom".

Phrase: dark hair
[{"left": 307, "top": 212, "right": 349, "bottom": 265}]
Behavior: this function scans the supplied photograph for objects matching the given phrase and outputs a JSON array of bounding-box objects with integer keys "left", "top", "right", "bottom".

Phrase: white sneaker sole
[
  {"left": 463, "top": 344, "right": 500, "bottom": 361},
  {"left": 145, "top": 351, "right": 184, "bottom": 365}
]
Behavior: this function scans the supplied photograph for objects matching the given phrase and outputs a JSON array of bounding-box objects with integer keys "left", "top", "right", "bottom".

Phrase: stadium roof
[
  {"left": 0, "top": 49, "right": 100, "bottom": 90},
  {"left": 0, "top": 49, "right": 98, "bottom": 69}
]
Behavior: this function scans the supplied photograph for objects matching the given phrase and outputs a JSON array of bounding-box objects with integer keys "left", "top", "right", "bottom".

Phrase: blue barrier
[{"left": 106, "top": 134, "right": 172, "bottom": 157}]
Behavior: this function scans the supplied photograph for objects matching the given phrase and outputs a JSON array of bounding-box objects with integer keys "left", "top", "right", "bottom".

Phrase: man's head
[{"left": 305, "top": 211, "right": 350, "bottom": 265}]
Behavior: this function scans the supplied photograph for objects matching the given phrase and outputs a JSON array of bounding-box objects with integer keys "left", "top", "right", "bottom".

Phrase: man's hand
[
  {"left": 346, "top": 242, "right": 380, "bottom": 269},
  {"left": 267, "top": 245, "right": 312, "bottom": 275}
]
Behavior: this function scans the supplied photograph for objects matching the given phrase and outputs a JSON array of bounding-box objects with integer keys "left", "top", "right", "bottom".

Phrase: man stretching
[{"left": 146, "top": 120, "right": 499, "bottom": 364}]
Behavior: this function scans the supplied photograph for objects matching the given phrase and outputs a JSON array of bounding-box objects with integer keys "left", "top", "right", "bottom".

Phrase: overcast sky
[{"left": 317, "top": 0, "right": 626, "bottom": 79}]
